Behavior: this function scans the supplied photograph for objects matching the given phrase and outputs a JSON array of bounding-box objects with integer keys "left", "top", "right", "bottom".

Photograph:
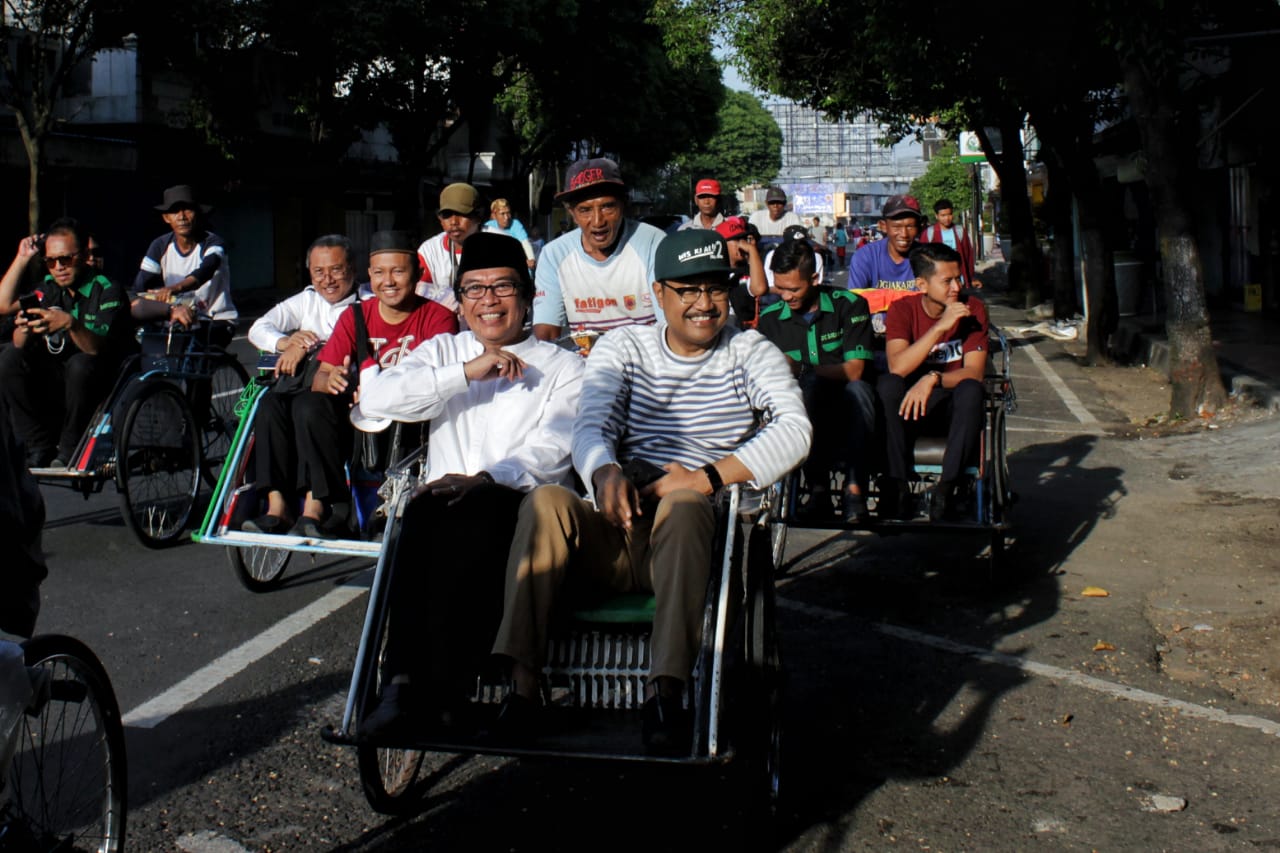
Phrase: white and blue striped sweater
[{"left": 573, "top": 324, "right": 811, "bottom": 491}]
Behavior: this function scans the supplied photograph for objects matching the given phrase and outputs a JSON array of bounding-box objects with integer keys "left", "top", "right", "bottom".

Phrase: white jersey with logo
[
  {"left": 532, "top": 219, "right": 665, "bottom": 333},
  {"left": 415, "top": 232, "right": 462, "bottom": 313},
  {"left": 138, "top": 232, "right": 237, "bottom": 321}
]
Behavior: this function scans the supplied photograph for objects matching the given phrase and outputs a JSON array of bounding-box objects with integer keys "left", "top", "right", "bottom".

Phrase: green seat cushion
[{"left": 571, "top": 592, "right": 657, "bottom": 624}]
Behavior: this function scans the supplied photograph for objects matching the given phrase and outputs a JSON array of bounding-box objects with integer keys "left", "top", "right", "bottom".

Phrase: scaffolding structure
[{"left": 764, "top": 100, "right": 933, "bottom": 187}]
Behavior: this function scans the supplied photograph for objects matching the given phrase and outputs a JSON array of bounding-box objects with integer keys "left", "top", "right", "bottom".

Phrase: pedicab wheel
[
  {"left": 199, "top": 355, "right": 249, "bottom": 488},
  {"left": 116, "top": 382, "right": 201, "bottom": 548},
  {"left": 356, "top": 630, "right": 426, "bottom": 815},
  {"left": 227, "top": 545, "right": 291, "bottom": 593},
  {"left": 741, "top": 525, "right": 784, "bottom": 821},
  {"left": 8, "top": 634, "right": 128, "bottom": 853}
]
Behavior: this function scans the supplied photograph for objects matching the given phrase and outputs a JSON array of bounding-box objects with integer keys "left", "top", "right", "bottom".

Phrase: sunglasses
[{"left": 44, "top": 254, "right": 80, "bottom": 268}]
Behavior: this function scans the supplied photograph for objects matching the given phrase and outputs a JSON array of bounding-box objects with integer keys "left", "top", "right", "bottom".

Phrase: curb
[{"left": 1131, "top": 328, "right": 1280, "bottom": 412}]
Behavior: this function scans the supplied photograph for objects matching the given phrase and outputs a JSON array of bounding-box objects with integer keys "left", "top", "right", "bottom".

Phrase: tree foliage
[
  {"left": 1, "top": 0, "right": 135, "bottom": 229},
  {"left": 908, "top": 145, "right": 972, "bottom": 217},
  {"left": 678, "top": 89, "right": 781, "bottom": 195}
]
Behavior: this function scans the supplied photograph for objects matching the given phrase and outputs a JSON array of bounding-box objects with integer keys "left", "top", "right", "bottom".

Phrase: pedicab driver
[
  {"left": 352, "top": 233, "right": 584, "bottom": 736},
  {"left": 877, "top": 242, "right": 988, "bottom": 522},
  {"left": 490, "top": 229, "right": 811, "bottom": 753}
]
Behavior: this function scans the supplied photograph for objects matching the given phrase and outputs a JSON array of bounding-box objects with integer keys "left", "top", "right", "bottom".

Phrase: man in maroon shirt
[{"left": 876, "top": 242, "right": 988, "bottom": 521}]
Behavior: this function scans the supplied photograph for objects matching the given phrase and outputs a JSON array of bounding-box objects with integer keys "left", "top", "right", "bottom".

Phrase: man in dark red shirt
[{"left": 876, "top": 242, "right": 988, "bottom": 521}]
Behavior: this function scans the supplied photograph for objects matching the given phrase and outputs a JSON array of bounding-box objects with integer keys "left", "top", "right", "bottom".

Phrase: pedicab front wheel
[
  {"left": 116, "top": 381, "right": 201, "bottom": 548},
  {"left": 227, "top": 545, "right": 291, "bottom": 593}
]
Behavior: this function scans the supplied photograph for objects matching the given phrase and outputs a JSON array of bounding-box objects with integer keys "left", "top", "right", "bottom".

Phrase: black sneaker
[
  {"left": 930, "top": 481, "right": 967, "bottom": 522},
  {"left": 360, "top": 682, "right": 413, "bottom": 741},
  {"left": 841, "top": 492, "right": 870, "bottom": 525},
  {"left": 288, "top": 517, "right": 334, "bottom": 539},
  {"left": 242, "top": 514, "right": 288, "bottom": 535},
  {"left": 876, "top": 478, "right": 911, "bottom": 520},
  {"left": 641, "top": 694, "right": 692, "bottom": 755},
  {"left": 483, "top": 693, "right": 540, "bottom": 743}
]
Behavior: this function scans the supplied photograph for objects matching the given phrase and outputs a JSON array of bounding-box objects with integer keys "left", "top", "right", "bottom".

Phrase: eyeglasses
[
  {"left": 44, "top": 254, "right": 79, "bottom": 269},
  {"left": 661, "top": 282, "right": 733, "bottom": 304},
  {"left": 310, "top": 265, "right": 350, "bottom": 281},
  {"left": 460, "top": 281, "right": 520, "bottom": 300}
]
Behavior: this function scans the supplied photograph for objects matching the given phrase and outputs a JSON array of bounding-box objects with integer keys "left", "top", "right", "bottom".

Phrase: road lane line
[
  {"left": 123, "top": 584, "right": 367, "bottom": 729},
  {"left": 778, "top": 597, "right": 1280, "bottom": 739},
  {"left": 1011, "top": 335, "right": 1101, "bottom": 427}
]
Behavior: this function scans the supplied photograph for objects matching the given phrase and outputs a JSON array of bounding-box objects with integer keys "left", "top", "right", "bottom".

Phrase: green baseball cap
[{"left": 653, "top": 229, "right": 734, "bottom": 282}]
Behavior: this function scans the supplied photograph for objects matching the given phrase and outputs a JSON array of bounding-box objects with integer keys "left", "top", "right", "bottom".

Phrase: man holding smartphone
[{"left": 0, "top": 219, "right": 134, "bottom": 468}]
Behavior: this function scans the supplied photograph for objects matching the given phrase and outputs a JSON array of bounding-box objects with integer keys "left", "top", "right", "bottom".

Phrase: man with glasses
[
  {"left": 0, "top": 219, "right": 134, "bottom": 468},
  {"left": 417, "top": 183, "right": 485, "bottom": 313},
  {"left": 532, "top": 158, "right": 665, "bottom": 343},
  {"left": 748, "top": 185, "right": 802, "bottom": 238},
  {"left": 490, "top": 228, "right": 810, "bottom": 753}
]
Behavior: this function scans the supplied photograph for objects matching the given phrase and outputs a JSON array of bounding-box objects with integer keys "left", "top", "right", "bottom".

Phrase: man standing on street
[
  {"left": 417, "top": 183, "right": 485, "bottom": 313},
  {"left": 921, "top": 198, "right": 979, "bottom": 287},
  {"left": 678, "top": 178, "right": 726, "bottom": 231},
  {"left": 749, "top": 186, "right": 803, "bottom": 238},
  {"left": 532, "top": 157, "right": 665, "bottom": 342}
]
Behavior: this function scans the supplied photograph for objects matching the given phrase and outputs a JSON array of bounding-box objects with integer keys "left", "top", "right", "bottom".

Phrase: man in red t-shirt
[
  {"left": 245, "top": 231, "right": 457, "bottom": 538},
  {"left": 876, "top": 242, "right": 988, "bottom": 521}
]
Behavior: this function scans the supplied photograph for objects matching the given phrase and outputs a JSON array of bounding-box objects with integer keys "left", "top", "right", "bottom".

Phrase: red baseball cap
[
  {"left": 695, "top": 179, "right": 721, "bottom": 197},
  {"left": 715, "top": 217, "right": 749, "bottom": 240}
]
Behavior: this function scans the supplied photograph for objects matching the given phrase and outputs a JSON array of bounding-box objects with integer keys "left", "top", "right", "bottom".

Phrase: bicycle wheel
[
  {"left": 356, "top": 626, "right": 426, "bottom": 815},
  {"left": 5, "top": 634, "right": 128, "bottom": 853},
  {"left": 199, "top": 356, "right": 249, "bottom": 488},
  {"left": 116, "top": 382, "right": 201, "bottom": 548},
  {"left": 226, "top": 545, "right": 291, "bottom": 593}
]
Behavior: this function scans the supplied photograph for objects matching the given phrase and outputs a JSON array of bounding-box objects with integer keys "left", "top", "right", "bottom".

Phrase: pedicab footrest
[{"left": 543, "top": 606, "right": 655, "bottom": 712}]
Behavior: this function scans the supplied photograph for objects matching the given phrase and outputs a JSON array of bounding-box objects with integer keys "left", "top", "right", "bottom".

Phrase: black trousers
[
  {"left": 381, "top": 483, "right": 526, "bottom": 699},
  {"left": 877, "top": 374, "right": 984, "bottom": 484},
  {"left": 798, "top": 372, "right": 877, "bottom": 491},
  {"left": 0, "top": 339, "right": 124, "bottom": 463},
  {"left": 252, "top": 389, "right": 352, "bottom": 503}
]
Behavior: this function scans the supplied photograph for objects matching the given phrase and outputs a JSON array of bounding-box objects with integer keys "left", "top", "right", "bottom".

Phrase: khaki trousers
[{"left": 491, "top": 484, "right": 716, "bottom": 682}]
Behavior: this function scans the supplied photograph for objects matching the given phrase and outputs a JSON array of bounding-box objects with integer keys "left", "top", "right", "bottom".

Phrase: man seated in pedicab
[
  {"left": 876, "top": 242, "right": 988, "bottom": 522},
  {"left": 243, "top": 231, "right": 457, "bottom": 538},
  {"left": 756, "top": 237, "right": 876, "bottom": 525},
  {"left": 488, "top": 229, "right": 810, "bottom": 754},
  {"left": 351, "top": 232, "right": 584, "bottom": 737},
  {"left": 0, "top": 219, "right": 135, "bottom": 469}
]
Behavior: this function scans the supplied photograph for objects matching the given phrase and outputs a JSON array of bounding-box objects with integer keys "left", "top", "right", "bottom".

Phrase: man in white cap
[{"left": 532, "top": 157, "right": 666, "bottom": 343}]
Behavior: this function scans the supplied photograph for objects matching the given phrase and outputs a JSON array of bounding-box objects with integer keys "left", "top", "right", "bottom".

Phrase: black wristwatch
[{"left": 701, "top": 463, "right": 724, "bottom": 493}]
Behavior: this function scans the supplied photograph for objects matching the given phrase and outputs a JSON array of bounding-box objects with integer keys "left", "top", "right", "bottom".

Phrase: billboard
[{"left": 782, "top": 183, "right": 835, "bottom": 217}]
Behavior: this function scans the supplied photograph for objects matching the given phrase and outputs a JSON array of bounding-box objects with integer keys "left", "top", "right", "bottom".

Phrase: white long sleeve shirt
[
  {"left": 573, "top": 324, "right": 811, "bottom": 498},
  {"left": 354, "top": 332, "right": 584, "bottom": 491},
  {"left": 247, "top": 286, "right": 359, "bottom": 353}
]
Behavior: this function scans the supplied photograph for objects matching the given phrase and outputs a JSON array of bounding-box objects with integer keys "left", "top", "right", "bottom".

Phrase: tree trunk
[
  {"left": 1121, "top": 55, "right": 1227, "bottom": 417},
  {"left": 977, "top": 119, "right": 1042, "bottom": 308},
  {"left": 1042, "top": 156, "right": 1078, "bottom": 320},
  {"left": 16, "top": 114, "right": 42, "bottom": 233}
]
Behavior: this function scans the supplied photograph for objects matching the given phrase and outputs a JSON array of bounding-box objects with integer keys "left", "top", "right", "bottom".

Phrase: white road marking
[
  {"left": 123, "top": 583, "right": 367, "bottom": 729},
  {"left": 778, "top": 597, "right": 1280, "bottom": 738},
  {"left": 1011, "top": 334, "right": 1101, "bottom": 427}
]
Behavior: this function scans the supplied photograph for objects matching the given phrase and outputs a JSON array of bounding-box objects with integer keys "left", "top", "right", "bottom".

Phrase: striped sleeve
[
  {"left": 572, "top": 331, "right": 633, "bottom": 494},
  {"left": 731, "top": 331, "right": 811, "bottom": 487}
]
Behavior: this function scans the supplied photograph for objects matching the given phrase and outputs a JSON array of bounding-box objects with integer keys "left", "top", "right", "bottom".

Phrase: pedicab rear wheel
[
  {"left": 199, "top": 355, "right": 249, "bottom": 488},
  {"left": 356, "top": 627, "right": 426, "bottom": 814},
  {"left": 116, "top": 381, "right": 201, "bottom": 548},
  {"left": 227, "top": 545, "right": 291, "bottom": 593},
  {"left": 740, "top": 524, "right": 783, "bottom": 820}
]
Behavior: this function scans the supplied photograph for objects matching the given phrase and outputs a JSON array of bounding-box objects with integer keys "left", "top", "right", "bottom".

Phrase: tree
[
  {"left": 678, "top": 89, "right": 782, "bottom": 196},
  {"left": 0, "top": 0, "right": 133, "bottom": 230},
  {"left": 909, "top": 145, "right": 973, "bottom": 217}
]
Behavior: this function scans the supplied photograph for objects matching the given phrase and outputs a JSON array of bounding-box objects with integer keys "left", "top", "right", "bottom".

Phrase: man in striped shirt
[{"left": 491, "top": 229, "right": 811, "bottom": 753}]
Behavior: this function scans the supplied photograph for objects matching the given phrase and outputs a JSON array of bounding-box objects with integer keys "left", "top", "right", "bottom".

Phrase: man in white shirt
[
  {"left": 677, "top": 178, "right": 726, "bottom": 231},
  {"left": 416, "top": 183, "right": 485, "bottom": 313},
  {"left": 748, "top": 185, "right": 803, "bottom": 237},
  {"left": 355, "top": 232, "right": 584, "bottom": 736},
  {"left": 532, "top": 157, "right": 665, "bottom": 342}
]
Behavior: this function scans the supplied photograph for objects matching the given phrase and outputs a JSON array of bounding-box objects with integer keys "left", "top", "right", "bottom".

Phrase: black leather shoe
[
  {"left": 288, "top": 517, "right": 334, "bottom": 539},
  {"left": 242, "top": 514, "right": 288, "bottom": 534},
  {"left": 485, "top": 693, "right": 540, "bottom": 742},
  {"left": 842, "top": 491, "right": 870, "bottom": 525},
  {"left": 360, "top": 682, "right": 413, "bottom": 741},
  {"left": 642, "top": 694, "right": 692, "bottom": 755},
  {"left": 876, "top": 479, "right": 911, "bottom": 520}
]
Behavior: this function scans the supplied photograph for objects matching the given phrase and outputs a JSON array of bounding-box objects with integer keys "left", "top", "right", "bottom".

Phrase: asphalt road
[{"left": 26, "top": 299, "right": 1280, "bottom": 852}]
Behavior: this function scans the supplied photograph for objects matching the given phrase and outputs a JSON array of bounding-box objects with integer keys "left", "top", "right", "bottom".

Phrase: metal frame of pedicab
[
  {"left": 770, "top": 323, "right": 1018, "bottom": 574},
  {"left": 316, "top": 468, "right": 786, "bottom": 818},
  {"left": 28, "top": 321, "right": 248, "bottom": 548}
]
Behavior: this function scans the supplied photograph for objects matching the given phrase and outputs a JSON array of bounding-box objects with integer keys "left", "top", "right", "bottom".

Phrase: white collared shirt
[
  {"left": 354, "top": 332, "right": 584, "bottom": 491},
  {"left": 247, "top": 286, "right": 360, "bottom": 353}
]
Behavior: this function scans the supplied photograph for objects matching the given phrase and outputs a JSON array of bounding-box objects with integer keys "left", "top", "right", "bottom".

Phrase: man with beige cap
[{"left": 416, "top": 182, "right": 485, "bottom": 312}]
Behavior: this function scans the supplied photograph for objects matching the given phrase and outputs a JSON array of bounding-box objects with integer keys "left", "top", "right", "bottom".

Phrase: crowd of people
[{"left": 0, "top": 161, "right": 990, "bottom": 754}]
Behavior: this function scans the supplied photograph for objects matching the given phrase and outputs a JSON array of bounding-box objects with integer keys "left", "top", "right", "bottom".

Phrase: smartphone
[{"left": 18, "top": 292, "right": 41, "bottom": 321}]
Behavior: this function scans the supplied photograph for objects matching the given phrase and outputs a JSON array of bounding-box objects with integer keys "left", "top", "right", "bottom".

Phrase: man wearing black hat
[
  {"left": 847, "top": 193, "right": 925, "bottom": 294},
  {"left": 748, "top": 186, "right": 803, "bottom": 237},
  {"left": 243, "top": 231, "right": 457, "bottom": 538},
  {"left": 353, "top": 232, "right": 583, "bottom": 735},
  {"left": 133, "top": 185, "right": 237, "bottom": 346},
  {"left": 491, "top": 228, "right": 810, "bottom": 753},
  {"left": 416, "top": 182, "right": 485, "bottom": 312},
  {"left": 532, "top": 157, "right": 666, "bottom": 343}
]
